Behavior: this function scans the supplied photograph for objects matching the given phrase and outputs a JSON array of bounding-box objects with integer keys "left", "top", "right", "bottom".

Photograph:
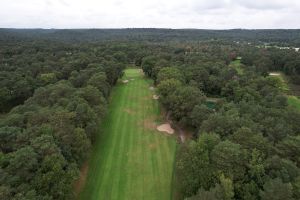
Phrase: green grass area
[
  {"left": 229, "top": 59, "right": 243, "bottom": 74},
  {"left": 268, "top": 72, "right": 300, "bottom": 110},
  {"left": 268, "top": 72, "right": 290, "bottom": 92},
  {"left": 79, "top": 68, "right": 177, "bottom": 200},
  {"left": 288, "top": 96, "right": 300, "bottom": 110}
]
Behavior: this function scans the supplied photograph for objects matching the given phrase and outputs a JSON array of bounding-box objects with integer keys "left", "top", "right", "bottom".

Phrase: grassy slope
[{"left": 79, "top": 68, "right": 177, "bottom": 200}]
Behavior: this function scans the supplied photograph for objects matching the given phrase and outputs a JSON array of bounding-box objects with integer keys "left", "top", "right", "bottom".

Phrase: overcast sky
[{"left": 0, "top": 0, "right": 300, "bottom": 29}]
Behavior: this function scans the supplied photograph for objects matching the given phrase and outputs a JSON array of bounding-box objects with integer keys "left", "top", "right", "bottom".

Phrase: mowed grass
[{"left": 79, "top": 68, "right": 177, "bottom": 200}]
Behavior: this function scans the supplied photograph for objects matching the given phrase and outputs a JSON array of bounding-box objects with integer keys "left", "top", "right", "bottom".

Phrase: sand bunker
[
  {"left": 153, "top": 95, "right": 159, "bottom": 100},
  {"left": 149, "top": 86, "right": 155, "bottom": 90},
  {"left": 157, "top": 123, "right": 174, "bottom": 134},
  {"left": 122, "top": 80, "right": 129, "bottom": 83},
  {"left": 269, "top": 72, "right": 280, "bottom": 76}
]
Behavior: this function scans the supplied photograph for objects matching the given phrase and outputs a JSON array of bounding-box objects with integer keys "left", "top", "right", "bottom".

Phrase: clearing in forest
[
  {"left": 79, "top": 68, "right": 177, "bottom": 200},
  {"left": 229, "top": 59, "right": 243, "bottom": 74},
  {"left": 288, "top": 96, "right": 300, "bottom": 110},
  {"left": 269, "top": 71, "right": 290, "bottom": 92},
  {"left": 269, "top": 72, "right": 300, "bottom": 110}
]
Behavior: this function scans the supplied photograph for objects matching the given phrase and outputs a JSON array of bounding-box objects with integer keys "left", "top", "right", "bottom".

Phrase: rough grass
[
  {"left": 79, "top": 68, "right": 177, "bottom": 200},
  {"left": 229, "top": 59, "right": 243, "bottom": 74},
  {"left": 269, "top": 72, "right": 290, "bottom": 92},
  {"left": 288, "top": 96, "right": 300, "bottom": 110},
  {"left": 268, "top": 72, "right": 300, "bottom": 110}
]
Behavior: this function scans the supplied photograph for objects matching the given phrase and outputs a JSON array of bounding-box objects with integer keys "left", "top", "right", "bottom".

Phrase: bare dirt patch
[
  {"left": 157, "top": 123, "right": 174, "bottom": 134},
  {"left": 74, "top": 162, "right": 89, "bottom": 196},
  {"left": 123, "top": 108, "right": 135, "bottom": 115},
  {"left": 149, "top": 86, "right": 155, "bottom": 90},
  {"left": 176, "top": 126, "right": 193, "bottom": 143},
  {"left": 149, "top": 143, "right": 156, "bottom": 150},
  {"left": 143, "top": 119, "right": 157, "bottom": 130},
  {"left": 141, "top": 95, "right": 152, "bottom": 101},
  {"left": 138, "top": 69, "right": 144, "bottom": 75},
  {"left": 153, "top": 95, "right": 159, "bottom": 100},
  {"left": 122, "top": 80, "right": 129, "bottom": 83},
  {"left": 138, "top": 115, "right": 157, "bottom": 130}
]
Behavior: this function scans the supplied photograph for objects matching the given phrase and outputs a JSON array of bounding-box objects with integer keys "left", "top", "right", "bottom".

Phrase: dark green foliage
[
  {"left": 168, "top": 86, "right": 206, "bottom": 122},
  {"left": 177, "top": 133, "right": 220, "bottom": 196},
  {"left": 229, "top": 127, "right": 270, "bottom": 155},
  {"left": 137, "top": 33, "right": 300, "bottom": 199},
  {"left": 87, "top": 72, "right": 111, "bottom": 98},
  {"left": 201, "top": 113, "right": 241, "bottom": 138},
  {"left": 260, "top": 178, "right": 294, "bottom": 200},
  {"left": 141, "top": 56, "right": 157, "bottom": 79},
  {"left": 276, "top": 136, "right": 300, "bottom": 166},
  {"left": 189, "top": 104, "right": 213, "bottom": 129},
  {"left": 1, "top": 29, "right": 300, "bottom": 199},
  {"left": 187, "top": 174, "right": 235, "bottom": 200},
  {"left": 157, "top": 67, "right": 185, "bottom": 84},
  {"left": 211, "top": 141, "right": 247, "bottom": 180},
  {"left": 0, "top": 39, "right": 125, "bottom": 199}
]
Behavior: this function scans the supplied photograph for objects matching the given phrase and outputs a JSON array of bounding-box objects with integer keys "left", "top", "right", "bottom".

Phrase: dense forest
[
  {"left": 0, "top": 29, "right": 300, "bottom": 199},
  {"left": 0, "top": 39, "right": 134, "bottom": 199},
  {"left": 1, "top": 29, "right": 300, "bottom": 45},
  {"left": 141, "top": 43, "right": 300, "bottom": 199}
]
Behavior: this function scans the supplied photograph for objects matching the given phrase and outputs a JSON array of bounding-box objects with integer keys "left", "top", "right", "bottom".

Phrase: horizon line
[{"left": 1, "top": 27, "right": 300, "bottom": 30}]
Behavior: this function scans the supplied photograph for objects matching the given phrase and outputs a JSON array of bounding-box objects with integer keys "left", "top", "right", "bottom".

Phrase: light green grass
[
  {"left": 229, "top": 59, "right": 243, "bottom": 74},
  {"left": 288, "top": 96, "right": 300, "bottom": 110},
  {"left": 79, "top": 68, "right": 177, "bottom": 200},
  {"left": 268, "top": 72, "right": 300, "bottom": 110},
  {"left": 269, "top": 72, "right": 290, "bottom": 92}
]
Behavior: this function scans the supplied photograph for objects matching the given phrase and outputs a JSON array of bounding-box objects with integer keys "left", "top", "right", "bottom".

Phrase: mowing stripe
[{"left": 79, "top": 69, "right": 177, "bottom": 200}]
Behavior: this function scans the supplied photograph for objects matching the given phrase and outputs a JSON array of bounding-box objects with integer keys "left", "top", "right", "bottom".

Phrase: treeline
[
  {"left": 142, "top": 43, "right": 300, "bottom": 199},
  {"left": 0, "top": 41, "right": 139, "bottom": 199},
  {"left": 1, "top": 28, "right": 300, "bottom": 45},
  {"left": 0, "top": 41, "right": 150, "bottom": 112},
  {"left": 1, "top": 32, "right": 300, "bottom": 199},
  {"left": 240, "top": 46, "right": 300, "bottom": 84}
]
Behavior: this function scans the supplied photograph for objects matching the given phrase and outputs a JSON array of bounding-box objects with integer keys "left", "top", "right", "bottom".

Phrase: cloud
[
  {"left": 0, "top": 0, "right": 299, "bottom": 28},
  {"left": 234, "top": 0, "right": 287, "bottom": 10}
]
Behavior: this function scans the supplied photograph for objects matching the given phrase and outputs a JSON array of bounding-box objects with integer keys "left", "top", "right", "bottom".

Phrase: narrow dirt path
[{"left": 165, "top": 111, "right": 187, "bottom": 143}]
